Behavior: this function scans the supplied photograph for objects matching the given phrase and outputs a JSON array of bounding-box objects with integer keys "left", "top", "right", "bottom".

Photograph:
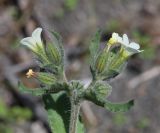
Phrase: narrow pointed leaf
[
  {"left": 18, "top": 82, "right": 45, "bottom": 96},
  {"left": 89, "top": 30, "right": 101, "bottom": 60},
  {"left": 105, "top": 100, "right": 134, "bottom": 112},
  {"left": 19, "top": 82, "right": 69, "bottom": 96},
  {"left": 89, "top": 30, "right": 102, "bottom": 79}
]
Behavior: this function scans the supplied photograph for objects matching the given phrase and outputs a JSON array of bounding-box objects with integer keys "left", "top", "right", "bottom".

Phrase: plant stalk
[{"left": 69, "top": 91, "right": 80, "bottom": 133}]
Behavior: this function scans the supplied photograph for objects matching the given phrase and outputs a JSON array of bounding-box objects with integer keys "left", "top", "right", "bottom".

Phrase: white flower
[
  {"left": 20, "top": 28, "right": 43, "bottom": 53},
  {"left": 108, "top": 32, "right": 123, "bottom": 45},
  {"left": 120, "top": 34, "right": 143, "bottom": 56},
  {"left": 108, "top": 32, "right": 143, "bottom": 56}
]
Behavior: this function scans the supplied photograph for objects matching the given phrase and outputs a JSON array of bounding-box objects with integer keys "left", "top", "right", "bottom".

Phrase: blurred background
[{"left": 0, "top": 0, "right": 160, "bottom": 133}]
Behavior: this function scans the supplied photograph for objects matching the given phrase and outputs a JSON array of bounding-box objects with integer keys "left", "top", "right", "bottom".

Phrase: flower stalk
[{"left": 69, "top": 92, "right": 81, "bottom": 133}]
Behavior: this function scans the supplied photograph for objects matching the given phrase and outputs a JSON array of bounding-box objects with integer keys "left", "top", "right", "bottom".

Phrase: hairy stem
[{"left": 69, "top": 91, "right": 80, "bottom": 133}]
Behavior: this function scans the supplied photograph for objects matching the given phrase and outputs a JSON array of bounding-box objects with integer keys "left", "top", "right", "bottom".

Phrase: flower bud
[
  {"left": 93, "top": 81, "right": 112, "bottom": 99},
  {"left": 36, "top": 72, "right": 56, "bottom": 85},
  {"left": 26, "top": 69, "right": 56, "bottom": 85}
]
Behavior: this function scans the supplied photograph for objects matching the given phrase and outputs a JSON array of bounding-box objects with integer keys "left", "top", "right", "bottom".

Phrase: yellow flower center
[
  {"left": 26, "top": 69, "right": 35, "bottom": 78},
  {"left": 120, "top": 48, "right": 130, "bottom": 59},
  {"left": 108, "top": 38, "right": 117, "bottom": 45}
]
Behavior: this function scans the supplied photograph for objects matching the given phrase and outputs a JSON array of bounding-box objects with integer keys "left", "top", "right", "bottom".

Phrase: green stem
[
  {"left": 63, "top": 71, "right": 68, "bottom": 82},
  {"left": 69, "top": 91, "right": 81, "bottom": 133}
]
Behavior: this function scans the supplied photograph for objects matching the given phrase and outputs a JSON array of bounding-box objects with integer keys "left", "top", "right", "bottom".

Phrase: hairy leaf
[
  {"left": 18, "top": 82, "right": 45, "bottom": 96},
  {"left": 105, "top": 100, "right": 134, "bottom": 112},
  {"left": 43, "top": 93, "right": 66, "bottom": 133},
  {"left": 18, "top": 82, "right": 67, "bottom": 96},
  {"left": 43, "top": 92, "right": 84, "bottom": 133}
]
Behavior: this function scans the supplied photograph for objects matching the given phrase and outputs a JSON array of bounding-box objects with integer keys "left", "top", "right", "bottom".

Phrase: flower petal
[
  {"left": 20, "top": 37, "right": 36, "bottom": 49},
  {"left": 112, "top": 32, "right": 119, "bottom": 39},
  {"left": 117, "top": 36, "right": 122, "bottom": 43},
  {"left": 123, "top": 34, "right": 129, "bottom": 45},
  {"left": 32, "top": 28, "right": 42, "bottom": 45},
  {"left": 129, "top": 42, "right": 140, "bottom": 50}
]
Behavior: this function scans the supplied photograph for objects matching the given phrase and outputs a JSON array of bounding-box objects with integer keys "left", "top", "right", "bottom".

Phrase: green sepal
[
  {"left": 46, "top": 42, "right": 62, "bottom": 65},
  {"left": 32, "top": 44, "right": 51, "bottom": 67},
  {"left": 50, "top": 31, "right": 64, "bottom": 65},
  {"left": 101, "top": 51, "right": 127, "bottom": 80},
  {"left": 95, "top": 50, "right": 109, "bottom": 74},
  {"left": 69, "top": 80, "right": 84, "bottom": 91},
  {"left": 69, "top": 80, "right": 84, "bottom": 101},
  {"left": 42, "top": 63, "right": 59, "bottom": 75},
  {"left": 93, "top": 81, "right": 112, "bottom": 99},
  {"left": 36, "top": 72, "right": 56, "bottom": 85},
  {"left": 103, "top": 62, "right": 126, "bottom": 80},
  {"left": 105, "top": 100, "right": 134, "bottom": 112}
]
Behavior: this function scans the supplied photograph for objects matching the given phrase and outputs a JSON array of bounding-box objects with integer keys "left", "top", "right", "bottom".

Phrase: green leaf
[
  {"left": 43, "top": 92, "right": 84, "bottom": 133},
  {"left": 18, "top": 82, "right": 68, "bottom": 96},
  {"left": 89, "top": 30, "right": 101, "bottom": 69},
  {"left": 105, "top": 100, "right": 134, "bottom": 112},
  {"left": 18, "top": 82, "right": 45, "bottom": 96},
  {"left": 42, "top": 93, "right": 66, "bottom": 133}
]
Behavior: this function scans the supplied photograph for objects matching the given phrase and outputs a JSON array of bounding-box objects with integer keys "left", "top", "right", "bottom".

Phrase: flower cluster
[
  {"left": 108, "top": 32, "right": 143, "bottom": 57},
  {"left": 19, "top": 28, "right": 142, "bottom": 133}
]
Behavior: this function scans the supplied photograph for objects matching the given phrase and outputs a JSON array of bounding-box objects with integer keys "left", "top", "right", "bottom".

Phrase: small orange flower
[{"left": 26, "top": 69, "right": 35, "bottom": 78}]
